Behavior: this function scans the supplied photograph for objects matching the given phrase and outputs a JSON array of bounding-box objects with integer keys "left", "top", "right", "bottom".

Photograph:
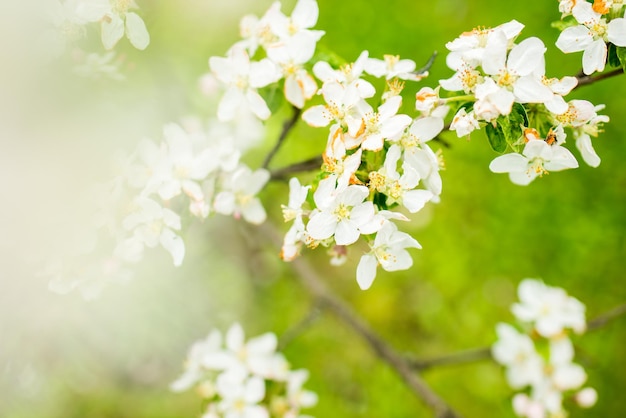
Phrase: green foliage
[{"left": 485, "top": 103, "right": 528, "bottom": 153}]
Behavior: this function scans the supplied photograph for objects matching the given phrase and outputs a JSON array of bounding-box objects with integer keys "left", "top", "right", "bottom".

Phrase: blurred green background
[{"left": 1, "top": 0, "right": 625, "bottom": 417}]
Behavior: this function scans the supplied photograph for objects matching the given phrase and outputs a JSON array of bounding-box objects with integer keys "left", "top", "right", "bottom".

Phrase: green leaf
[
  {"left": 550, "top": 16, "right": 578, "bottom": 31},
  {"left": 485, "top": 122, "right": 507, "bottom": 153},
  {"left": 608, "top": 43, "right": 621, "bottom": 68},
  {"left": 616, "top": 45, "right": 626, "bottom": 72},
  {"left": 485, "top": 105, "right": 527, "bottom": 153}
]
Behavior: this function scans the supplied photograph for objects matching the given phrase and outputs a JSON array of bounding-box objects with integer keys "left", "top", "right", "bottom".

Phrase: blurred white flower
[
  {"left": 213, "top": 165, "right": 270, "bottom": 225},
  {"left": 511, "top": 279, "right": 586, "bottom": 337},
  {"left": 356, "top": 221, "right": 421, "bottom": 290}
]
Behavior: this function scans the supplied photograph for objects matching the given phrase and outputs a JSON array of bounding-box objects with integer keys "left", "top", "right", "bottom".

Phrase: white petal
[
  {"left": 556, "top": 25, "right": 593, "bottom": 53},
  {"left": 217, "top": 87, "right": 244, "bottom": 121},
  {"left": 544, "top": 95, "right": 569, "bottom": 115},
  {"left": 381, "top": 249, "right": 413, "bottom": 272},
  {"left": 513, "top": 76, "right": 553, "bottom": 103},
  {"left": 403, "top": 190, "right": 433, "bottom": 213},
  {"left": 608, "top": 18, "right": 626, "bottom": 47},
  {"left": 242, "top": 198, "right": 267, "bottom": 225},
  {"left": 226, "top": 323, "right": 245, "bottom": 351},
  {"left": 410, "top": 117, "right": 444, "bottom": 142},
  {"left": 509, "top": 170, "right": 537, "bottom": 186},
  {"left": 213, "top": 191, "right": 236, "bottom": 215},
  {"left": 291, "top": 0, "right": 319, "bottom": 29},
  {"left": 302, "top": 105, "right": 331, "bottom": 127},
  {"left": 334, "top": 219, "right": 360, "bottom": 245},
  {"left": 582, "top": 39, "right": 607, "bottom": 75},
  {"left": 101, "top": 14, "right": 125, "bottom": 50},
  {"left": 489, "top": 153, "right": 528, "bottom": 173},
  {"left": 246, "top": 89, "right": 272, "bottom": 120},
  {"left": 247, "top": 333, "right": 277, "bottom": 355},
  {"left": 507, "top": 37, "right": 546, "bottom": 76},
  {"left": 356, "top": 254, "right": 378, "bottom": 290},
  {"left": 284, "top": 76, "right": 305, "bottom": 108},
  {"left": 306, "top": 212, "right": 337, "bottom": 240},
  {"left": 576, "top": 133, "right": 601, "bottom": 167},
  {"left": 125, "top": 12, "right": 150, "bottom": 50},
  {"left": 160, "top": 229, "right": 185, "bottom": 266},
  {"left": 249, "top": 59, "right": 281, "bottom": 88}
]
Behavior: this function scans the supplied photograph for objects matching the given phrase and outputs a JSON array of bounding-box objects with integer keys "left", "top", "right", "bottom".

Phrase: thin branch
[
  {"left": 406, "top": 301, "right": 626, "bottom": 371},
  {"left": 258, "top": 223, "right": 463, "bottom": 418},
  {"left": 270, "top": 156, "right": 323, "bottom": 181},
  {"left": 432, "top": 135, "right": 452, "bottom": 149},
  {"left": 262, "top": 106, "right": 302, "bottom": 169},
  {"left": 587, "top": 302, "right": 626, "bottom": 332},
  {"left": 574, "top": 67, "right": 624, "bottom": 89},
  {"left": 408, "top": 347, "right": 492, "bottom": 372},
  {"left": 278, "top": 305, "right": 323, "bottom": 350},
  {"left": 414, "top": 51, "right": 438, "bottom": 76}
]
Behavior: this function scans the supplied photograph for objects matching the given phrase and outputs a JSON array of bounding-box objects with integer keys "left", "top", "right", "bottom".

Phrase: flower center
[{"left": 112, "top": 0, "right": 131, "bottom": 14}]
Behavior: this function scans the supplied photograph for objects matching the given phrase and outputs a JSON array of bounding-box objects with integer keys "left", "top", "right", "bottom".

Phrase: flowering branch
[
  {"left": 575, "top": 67, "right": 625, "bottom": 89},
  {"left": 258, "top": 222, "right": 463, "bottom": 418},
  {"left": 262, "top": 106, "right": 302, "bottom": 169},
  {"left": 405, "top": 300, "right": 626, "bottom": 371}
]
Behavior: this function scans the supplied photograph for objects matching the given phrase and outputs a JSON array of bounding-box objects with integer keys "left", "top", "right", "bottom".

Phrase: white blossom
[
  {"left": 306, "top": 175, "right": 380, "bottom": 245},
  {"left": 489, "top": 139, "right": 579, "bottom": 185},
  {"left": 356, "top": 221, "right": 421, "bottom": 290},
  {"left": 556, "top": 1, "right": 626, "bottom": 74},
  {"left": 511, "top": 279, "right": 586, "bottom": 337},
  {"left": 210, "top": 48, "right": 282, "bottom": 121},
  {"left": 214, "top": 165, "right": 270, "bottom": 225}
]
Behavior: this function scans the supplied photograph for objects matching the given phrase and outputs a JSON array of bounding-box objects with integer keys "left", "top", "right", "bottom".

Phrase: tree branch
[
  {"left": 270, "top": 156, "right": 323, "bottom": 181},
  {"left": 407, "top": 347, "right": 492, "bottom": 372},
  {"left": 587, "top": 302, "right": 626, "bottom": 332},
  {"left": 574, "top": 67, "right": 624, "bottom": 89},
  {"left": 405, "top": 301, "right": 626, "bottom": 371},
  {"left": 258, "top": 222, "right": 463, "bottom": 418},
  {"left": 262, "top": 106, "right": 302, "bottom": 169}
]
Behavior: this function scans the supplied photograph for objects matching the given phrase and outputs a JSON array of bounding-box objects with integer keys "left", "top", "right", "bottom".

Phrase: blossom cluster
[
  {"left": 44, "top": 0, "right": 150, "bottom": 79},
  {"left": 430, "top": 18, "right": 610, "bottom": 185},
  {"left": 203, "top": 0, "right": 442, "bottom": 290},
  {"left": 280, "top": 49, "right": 444, "bottom": 290},
  {"left": 45, "top": 116, "right": 268, "bottom": 299},
  {"left": 171, "top": 323, "right": 317, "bottom": 418},
  {"left": 492, "top": 279, "right": 596, "bottom": 418},
  {"left": 208, "top": 0, "right": 325, "bottom": 120},
  {"left": 556, "top": 0, "right": 626, "bottom": 75}
]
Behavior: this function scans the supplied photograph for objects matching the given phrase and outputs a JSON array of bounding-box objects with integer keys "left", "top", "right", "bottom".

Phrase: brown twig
[
  {"left": 262, "top": 106, "right": 302, "bottom": 169},
  {"left": 270, "top": 156, "right": 323, "bottom": 181},
  {"left": 574, "top": 67, "right": 624, "bottom": 89},
  {"left": 258, "top": 222, "right": 463, "bottom": 418},
  {"left": 406, "top": 301, "right": 626, "bottom": 371},
  {"left": 587, "top": 302, "right": 626, "bottom": 332},
  {"left": 408, "top": 347, "right": 492, "bottom": 372}
]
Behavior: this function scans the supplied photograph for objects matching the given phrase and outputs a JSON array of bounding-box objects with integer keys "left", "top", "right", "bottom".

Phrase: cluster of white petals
[
  {"left": 280, "top": 45, "right": 444, "bottom": 290},
  {"left": 209, "top": 0, "right": 325, "bottom": 119},
  {"left": 171, "top": 323, "right": 318, "bottom": 418},
  {"left": 492, "top": 279, "right": 596, "bottom": 418},
  {"left": 45, "top": 0, "right": 150, "bottom": 54},
  {"left": 46, "top": 116, "right": 267, "bottom": 298},
  {"left": 556, "top": 1, "right": 626, "bottom": 75},
  {"left": 44, "top": 0, "right": 149, "bottom": 79},
  {"left": 436, "top": 18, "right": 609, "bottom": 185}
]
